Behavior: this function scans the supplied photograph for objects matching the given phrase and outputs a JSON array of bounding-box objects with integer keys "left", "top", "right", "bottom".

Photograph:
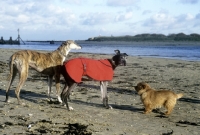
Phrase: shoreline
[
  {"left": 76, "top": 40, "right": 200, "bottom": 45},
  {"left": 22, "top": 40, "right": 200, "bottom": 46},
  {"left": 0, "top": 48, "right": 200, "bottom": 134},
  {"left": 1, "top": 48, "right": 200, "bottom": 62}
]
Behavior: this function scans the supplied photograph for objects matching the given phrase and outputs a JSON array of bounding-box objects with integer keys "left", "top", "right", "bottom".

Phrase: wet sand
[{"left": 0, "top": 48, "right": 200, "bottom": 135}]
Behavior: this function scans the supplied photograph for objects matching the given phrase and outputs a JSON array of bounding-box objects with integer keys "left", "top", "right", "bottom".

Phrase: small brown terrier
[{"left": 134, "top": 82, "right": 183, "bottom": 115}]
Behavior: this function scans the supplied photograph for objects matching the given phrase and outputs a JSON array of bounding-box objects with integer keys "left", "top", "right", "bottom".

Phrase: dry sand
[{"left": 0, "top": 48, "right": 200, "bottom": 135}]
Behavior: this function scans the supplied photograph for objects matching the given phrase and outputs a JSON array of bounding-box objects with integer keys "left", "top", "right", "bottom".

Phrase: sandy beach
[{"left": 0, "top": 48, "right": 200, "bottom": 135}]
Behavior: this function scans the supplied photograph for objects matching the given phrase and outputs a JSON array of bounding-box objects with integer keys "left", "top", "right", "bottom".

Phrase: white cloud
[
  {"left": 179, "top": 0, "right": 199, "bottom": 4},
  {"left": 141, "top": 11, "right": 200, "bottom": 35},
  {"left": 115, "top": 12, "right": 133, "bottom": 22},
  {"left": 15, "top": 14, "right": 30, "bottom": 23},
  {"left": 107, "top": 0, "right": 139, "bottom": 6},
  {"left": 142, "top": 10, "right": 152, "bottom": 15},
  {"left": 196, "top": 13, "right": 200, "bottom": 19},
  {"left": 59, "top": 0, "right": 87, "bottom": 5},
  {"left": 143, "top": 13, "right": 175, "bottom": 28},
  {"left": 0, "top": 0, "right": 199, "bottom": 40},
  {"left": 47, "top": 5, "right": 67, "bottom": 14},
  {"left": 0, "top": 1, "right": 77, "bottom": 29},
  {"left": 81, "top": 12, "right": 114, "bottom": 25},
  {"left": 176, "top": 14, "right": 194, "bottom": 22}
]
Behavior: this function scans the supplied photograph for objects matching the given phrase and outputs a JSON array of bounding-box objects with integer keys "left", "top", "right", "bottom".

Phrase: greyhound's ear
[{"left": 114, "top": 50, "right": 120, "bottom": 55}]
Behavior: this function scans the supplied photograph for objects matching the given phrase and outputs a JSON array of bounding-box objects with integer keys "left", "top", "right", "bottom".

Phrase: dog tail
[
  {"left": 176, "top": 93, "right": 183, "bottom": 99},
  {"left": 7, "top": 55, "right": 14, "bottom": 81}
]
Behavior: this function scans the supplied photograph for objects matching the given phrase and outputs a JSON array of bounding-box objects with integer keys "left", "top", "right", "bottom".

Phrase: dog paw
[
  {"left": 109, "top": 105, "right": 113, "bottom": 109},
  {"left": 143, "top": 111, "right": 150, "bottom": 114},
  {"left": 164, "top": 112, "right": 170, "bottom": 115},
  {"left": 105, "top": 105, "right": 113, "bottom": 109},
  {"left": 69, "top": 106, "right": 74, "bottom": 111},
  {"left": 45, "top": 98, "right": 51, "bottom": 102},
  {"left": 21, "top": 102, "right": 26, "bottom": 106},
  {"left": 5, "top": 100, "right": 10, "bottom": 103},
  {"left": 57, "top": 96, "right": 63, "bottom": 103}
]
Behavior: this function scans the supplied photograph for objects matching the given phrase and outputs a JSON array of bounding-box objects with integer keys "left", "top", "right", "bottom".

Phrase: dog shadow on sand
[
  {"left": 179, "top": 97, "right": 200, "bottom": 104},
  {"left": 78, "top": 82, "right": 136, "bottom": 95},
  {"left": 66, "top": 83, "right": 143, "bottom": 112},
  {"left": 0, "top": 77, "right": 143, "bottom": 113},
  {"left": 0, "top": 88, "right": 49, "bottom": 104},
  {"left": 69, "top": 99, "right": 143, "bottom": 112}
]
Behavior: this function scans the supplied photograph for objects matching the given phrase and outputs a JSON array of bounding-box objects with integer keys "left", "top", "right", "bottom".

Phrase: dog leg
[
  {"left": 5, "top": 66, "right": 18, "bottom": 103},
  {"left": 100, "top": 81, "right": 112, "bottom": 109},
  {"left": 100, "top": 81, "right": 108, "bottom": 108},
  {"left": 61, "top": 84, "right": 68, "bottom": 102},
  {"left": 15, "top": 65, "right": 29, "bottom": 105},
  {"left": 47, "top": 75, "right": 53, "bottom": 101},
  {"left": 62, "top": 83, "right": 77, "bottom": 111},
  {"left": 54, "top": 73, "right": 62, "bottom": 103},
  {"left": 164, "top": 100, "right": 175, "bottom": 115},
  {"left": 144, "top": 103, "right": 152, "bottom": 114}
]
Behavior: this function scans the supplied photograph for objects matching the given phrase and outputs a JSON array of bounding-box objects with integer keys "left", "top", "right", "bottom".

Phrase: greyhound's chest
[{"left": 63, "top": 58, "right": 114, "bottom": 83}]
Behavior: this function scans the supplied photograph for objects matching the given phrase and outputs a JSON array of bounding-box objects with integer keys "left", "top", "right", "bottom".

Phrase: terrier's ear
[
  {"left": 140, "top": 82, "right": 147, "bottom": 89},
  {"left": 123, "top": 53, "right": 128, "bottom": 56},
  {"left": 114, "top": 50, "right": 120, "bottom": 55}
]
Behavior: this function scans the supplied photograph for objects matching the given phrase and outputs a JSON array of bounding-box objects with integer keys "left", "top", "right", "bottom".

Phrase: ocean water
[{"left": 0, "top": 41, "right": 200, "bottom": 61}]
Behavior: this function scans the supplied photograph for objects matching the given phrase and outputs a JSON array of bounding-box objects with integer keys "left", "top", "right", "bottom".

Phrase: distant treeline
[{"left": 86, "top": 33, "right": 200, "bottom": 42}]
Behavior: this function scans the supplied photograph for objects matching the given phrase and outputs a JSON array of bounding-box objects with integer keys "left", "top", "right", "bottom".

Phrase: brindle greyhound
[
  {"left": 60, "top": 50, "right": 128, "bottom": 110},
  {"left": 5, "top": 40, "right": 81, "bottom": 105}
]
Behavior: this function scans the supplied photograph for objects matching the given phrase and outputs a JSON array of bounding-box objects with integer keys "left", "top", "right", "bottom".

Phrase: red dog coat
[{"left": 63, "top": 57, "right": 114, "bottom": 83}]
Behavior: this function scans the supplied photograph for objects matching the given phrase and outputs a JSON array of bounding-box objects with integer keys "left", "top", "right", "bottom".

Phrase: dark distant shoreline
[
  {"left": 22, "top": 33, "right": 200, "bottom": 44},
  {"left": 75, "top": 40, "right": 200, "bottom": 45},
  {"left": 86, "top": 33, "right": 200, "bottom": 42}
]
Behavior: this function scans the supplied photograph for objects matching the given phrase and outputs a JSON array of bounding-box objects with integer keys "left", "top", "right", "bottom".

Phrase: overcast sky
[{"left": 0, "top": 0, "right": 200, "bottom": 40}]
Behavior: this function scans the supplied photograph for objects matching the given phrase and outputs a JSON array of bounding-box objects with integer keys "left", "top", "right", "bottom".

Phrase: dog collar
[{"left": 107, "top": 59, "right": 116, "bottom": 69}]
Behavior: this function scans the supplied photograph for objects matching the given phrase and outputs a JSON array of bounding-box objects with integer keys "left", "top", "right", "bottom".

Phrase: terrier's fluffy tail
[{"left": 176, "top": 93, "right": 183, "bottom": 99}]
